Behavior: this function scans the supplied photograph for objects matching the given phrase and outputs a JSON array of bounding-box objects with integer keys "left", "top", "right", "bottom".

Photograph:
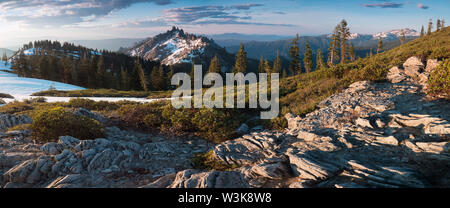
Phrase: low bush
[
  {"left": 31, "top": 107, "right": 105, "bottom": 142},
  {"left": 7, "top": 124, "right": 31, "bottom": 132},
  {"left": 191, "top": 108, "right": 241, "bottom": 143},
  {"left": 0, "top": 101, "right": 34, "bottom": 114},
  {"left": 67, "top": 98, "right": 121, "bottom": 111},
  {"left": 192, "top": 150, "right": 240, "bottom": 171},
  {"left": 428, "top": 59, "right": 450, "bottom": 99},
  {"left": 32, "top": 89, "right": 151, "bottom": 98}
]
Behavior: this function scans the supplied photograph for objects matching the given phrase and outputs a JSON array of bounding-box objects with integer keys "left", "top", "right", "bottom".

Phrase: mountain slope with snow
[{"left": 126, "top": 27, "right": 235, "bottom": 68}]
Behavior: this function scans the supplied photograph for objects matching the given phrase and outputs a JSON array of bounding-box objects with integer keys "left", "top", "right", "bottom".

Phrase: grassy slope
[{"left": 279, "top": 27, "right": 450, "bottom": 116}]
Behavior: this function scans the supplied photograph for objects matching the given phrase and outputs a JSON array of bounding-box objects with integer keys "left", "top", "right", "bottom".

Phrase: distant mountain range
[{"left": 223, "top": 28, "right": 420, "bottom": 60}]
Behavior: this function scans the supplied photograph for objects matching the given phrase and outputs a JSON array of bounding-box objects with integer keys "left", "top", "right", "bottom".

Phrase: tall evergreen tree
[
  {"left": 233, "top": 43, "right": 247, "bottom": 73},
  {"left": 328, "top": 25, "right": 341, "bottom": 66},
  {"left": 78, "top": 57, "right": 89, "bottom": 87},
  {"left": 349, "top": 43, "right": 355, "bottom": 62},
  {"left": 377, "top": 37, "right": 383, "bottom": 54},
  {"left": 208, "top": 55, "right": 221, "bottom": 73},
  {"left": 272, "top": 50, "right": 282, "bottom": 74},
  {"left": 420, "top": 26, "right": 425, "bottom": 37},
  {"left": 120, "top": 67, "right": 129, "bottom": 90},
  {"left": 62, "top": 56, "right": 72, "bottom": 83},
  {"left": 289, "top": 34, "right": 301, "bottom": 74},
  {"left": 303, "top": 41, "right": 313, "bottom": 73},
  {"left": 135, "top": 59, "right": 148, "bottom": 91},
  {"left": 428, "top": 19, "right": 433, "bottom": 35},
  {"left": 442, "top": 19, "right": 445, "bottom": 28},
  {"left": 167, "top": 65, "right": 174, "bottom": 87},
  {"left": 96, "top": 55, "right": 106, "bottom": 88},
  {"left": 339, "top": 19, "right": 351, "bottom": 64},
  {"left": 258, "top": 56, "right": 265, "bottom": 74},
  {"left": 316, "top": 49, "right": 326, "bottom": 70},
  {"left": 400, "top": 30, "right": 406, "bottom": 45},
  {"left": 437, "top": 19, "right": 441, "bottom": 31}
]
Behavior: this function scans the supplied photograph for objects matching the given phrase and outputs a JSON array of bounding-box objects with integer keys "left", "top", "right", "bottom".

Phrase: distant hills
[{"left": 69, "top": 38, "right": 142, "bottom": 52}]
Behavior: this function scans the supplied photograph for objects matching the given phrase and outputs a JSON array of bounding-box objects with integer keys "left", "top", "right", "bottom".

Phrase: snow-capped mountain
[
  {"left": 349, "top": 28, "right": 420, "bottom": 40},
  {"left": 126, "top": 27, "right": 234, "bottom": 67}
]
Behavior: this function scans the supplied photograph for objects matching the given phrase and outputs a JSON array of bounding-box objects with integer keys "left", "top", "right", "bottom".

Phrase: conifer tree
[
  {"left": 289, "top": 34, "right": 301, "bottom": 74},
  {"left": 377, "top": 37, "right": 383, "bottom": 54},
  {"left": 442, "top": 19, "right": 445, "bottom": 28},
  {"left": 400, "top": 30, "right": 406, "bottom": 45},
  {"left": 78, "top": 57, "right": 89, "bottom": 87},
  {"left": 420, "top": 26, "right": 425, "bottom": 37},
  {"left": 437, "top": 19, "right": 441, "bottom": 31},
  {"left": 328, "top": 25, "right": 341, "bottom": 66},
  {"left": 348, "top": 43, "right": 355, "bottom": 62},
  {"left": 316, "top": 49, "right": 327, "bottom": 70},
  {"left": 339, "top": 19, "right": 351, "bottom": 64},
  {"left": 272, "top": 50, "right": 282, "bottom": 74},
  {"left": 428, "top": 19, "right": 433, "bottom": 35},
  {"left": 281, "top": 68, "right": 287, "bottom": 78},
  {"left": 258, "top": 56, "right": 265, "bottom": 74},
  {"left": 303, "top": 41, "right": 313, "bottom": 73},
  {"left": 135, "top": 59, "right": 148, "bottom": 91},
  {"left": 208, "top": 55, "right": 221, "bottom": 73},
  {"left": 233, "top": 43, "right": 247, "bottom": 73},
  {"left": 63, "top": 56, "right": 72, "bottom": 83},
  {"left": 167, "top": 65, "right": 174, "bottom": 87},
  {"left": 70, "top": 61, "right": 78, "bottom": 85},
  {"left": 264, "top": 59, "right": 272, "bottom": 80},
  {"left": 120, "top": 67, "right": 129, "bottom": 90},
  {"left": 96, "top": 55, "right": 106, "bottom": 88}
]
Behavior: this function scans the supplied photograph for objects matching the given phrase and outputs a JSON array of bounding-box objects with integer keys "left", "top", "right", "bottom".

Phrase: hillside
[{"left": 278, "top": 27, "right": 450, "bottom": 116}]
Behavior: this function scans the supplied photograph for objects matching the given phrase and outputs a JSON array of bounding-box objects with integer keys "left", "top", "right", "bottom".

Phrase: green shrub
[
  {"left": 0, "top": 101, "right": 34, "bottom": 114},
  {"left": 68, "top": 98, "right": 120, "bottom": 111},
  {"left": 117, "top": 101, "right": 168, "bottom": 129},
  {"left": 430, "top": 47, "right": 450, "bottom": 60},
  {"left": 192, "top": 150, "right": 240, "bottom": 171},
  {"left": 31, "top": 107, "right": 105, "bottom": 142},
  {"left": 7, "top": 124, "right": 31, "bottom": 132},
  {"left": 192, "top": 108, "right": 240, "bottom": 143},
  {"left": 428, "top": 59, "right": 450, "bottom": 99},
  {"left": 264, "top": 116, "right": 288, "bottom": 131},
  {"left": 162, "top": 106, "right": 197, "bottom": 132}
]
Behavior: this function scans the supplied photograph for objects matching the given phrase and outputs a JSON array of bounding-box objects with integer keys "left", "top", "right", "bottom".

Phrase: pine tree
[
  {"left": 428, "top": 19, "right": 433, "bottom": 35},
  {"left": 70, "top": 61, "right": 78, "bottom": 85},
  {"left": 167, "top": 65, "right": 174, "bottom": 87},
  {"left": 233, "top": 43, "right": 247, "bottom": 73},
  {"left": 289, "top": 34, "right": 301, "bottom": 74},
  {"left": 208, "top": 55, "right": 221, "bottom": 73},
  {"left": 349, "top": 43, "right": 355, "bottom": 62},
  {"left": 96, "top": 55, "right": 106, "bottom": 88},
  {"left": 120, "top": 67, "right": 129, "bottom": 90},
  {"left": 78, "top": 57, "right": 89, "bottom": 87},
  {"left": 281, "top": 68, "right": 287, "bottom": 78},
  {"left": 328, "top": 25, "right": 341, "bottom": 66},
  {"left": 264, "top": 59, "right": 272, "bottom": 80},
  {"left": 339, "top": 19, "right": 351, "bottom": 64},
  {"left": 135, "top": 59, "right": 148, "bottom": 91},
  {"left": 272, "top": 50, "right": 282, "bottom": 74},
  {"left": 63, "top": 56, "right": 72, "bottom": 83},
  {"left": 442, "top": 19, "right": 445, "bottom": 28},
  {"left": 258, "top": 56, "right": 265, "bottom": 74},
  {"left": 400, "top": 30, "right": 406, "bottom": 45},
  {"left": 377, "top": 37, "right": 383, "bottom": 54},
  {"left": 437, "top": 19, "right": 441, "bottom": 31},
  {"left": 420, "top": 26, "right": 425, "bottom": 37},
  {"left": 316, "top": 49, "right": 327, "bottom": 70},
  {"left": 303, "top": 41, "right": 313, "bottom": 73}
]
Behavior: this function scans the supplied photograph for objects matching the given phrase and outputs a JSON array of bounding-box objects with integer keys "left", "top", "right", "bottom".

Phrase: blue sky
[{"left": 0, "top": 0, "right": 448, "bottom": 47}]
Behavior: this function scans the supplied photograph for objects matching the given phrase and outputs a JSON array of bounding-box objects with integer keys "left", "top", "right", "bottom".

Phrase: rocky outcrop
[
  {"left": 403, "top": 56, "right": 424, "bottom": 78},
  {"left": 0, "top": 114, "right": 32, "bottom": 132},
  {"left": 1, "top": 124, "right": 212, "bottom": 188}
]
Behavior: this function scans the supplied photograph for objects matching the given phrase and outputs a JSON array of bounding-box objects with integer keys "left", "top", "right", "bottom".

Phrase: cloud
[
  {"left": 417, "top": 4, "right": 429, "bottom": 9},
  {"left": 0, "top": 0, "right": 172, "bottom": 26},
  {"left": 361, "top": 2, "right": 403, "bottom": 8},
  {"left": 160, "top": 3, "right": 286, "bottom": 27}
]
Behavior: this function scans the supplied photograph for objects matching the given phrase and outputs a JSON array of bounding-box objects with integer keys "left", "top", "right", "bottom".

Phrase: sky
[{"left": 0, "top": 0, "right": 448, "bottom": 48}]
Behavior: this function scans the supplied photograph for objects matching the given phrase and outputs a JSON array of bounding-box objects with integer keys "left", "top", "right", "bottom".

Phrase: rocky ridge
[{"left": 1, "top": 57, "right": 449, "bottom": 188}]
